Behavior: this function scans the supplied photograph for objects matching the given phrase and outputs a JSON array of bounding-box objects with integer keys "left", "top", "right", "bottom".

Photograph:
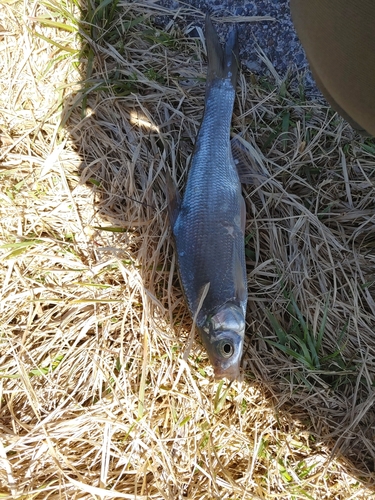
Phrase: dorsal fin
[{"left": 231, "top": 136, "right": 269, "bottom": 185}]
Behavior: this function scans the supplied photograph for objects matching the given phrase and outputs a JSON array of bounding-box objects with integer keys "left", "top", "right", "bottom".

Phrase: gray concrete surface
[{"left": 157, "top": 0, "right": 319, "bottom": 94}]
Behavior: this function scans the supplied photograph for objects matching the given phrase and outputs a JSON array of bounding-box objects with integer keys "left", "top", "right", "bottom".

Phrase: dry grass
[{"left": 1, "top": 0, "right": 375, "bottom": 498}]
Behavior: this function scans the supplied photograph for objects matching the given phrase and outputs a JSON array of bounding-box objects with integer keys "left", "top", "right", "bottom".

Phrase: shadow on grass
[{"left": 57, "top": 0, "right": 375, "bottom": 495}]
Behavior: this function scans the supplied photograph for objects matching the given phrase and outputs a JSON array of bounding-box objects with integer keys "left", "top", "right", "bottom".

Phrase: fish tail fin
[{"left": 205, "top": 14, "right": 239, "bottom": 88}]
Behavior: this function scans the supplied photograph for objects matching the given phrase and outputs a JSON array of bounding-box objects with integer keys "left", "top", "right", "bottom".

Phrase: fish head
[{"left": 200, "top": 303, "right": 245, "bottom": 381}]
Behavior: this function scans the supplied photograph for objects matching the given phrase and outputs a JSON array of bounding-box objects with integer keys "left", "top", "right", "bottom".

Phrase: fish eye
[{"left": 218, "top": 340, "right": 234, "bottom": 358}]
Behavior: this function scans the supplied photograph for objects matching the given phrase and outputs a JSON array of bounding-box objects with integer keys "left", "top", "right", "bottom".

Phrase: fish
[{"left": 167, "top": 14, "right": 248, "bottom": 380}]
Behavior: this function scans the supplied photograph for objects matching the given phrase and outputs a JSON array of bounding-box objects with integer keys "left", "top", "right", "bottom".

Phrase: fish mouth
[{"left": 213, "top": 361, "right": 240, "bottom": 381}]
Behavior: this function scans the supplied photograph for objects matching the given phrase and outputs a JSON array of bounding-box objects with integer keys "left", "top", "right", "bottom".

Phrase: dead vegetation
[{"left": 1, "top": 1, "right": 375, "bottom": 498}]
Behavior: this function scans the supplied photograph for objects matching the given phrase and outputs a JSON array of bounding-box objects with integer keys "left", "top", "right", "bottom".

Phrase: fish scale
[{"left": 169, "top": 16, "right": 248, "bottom": 380}]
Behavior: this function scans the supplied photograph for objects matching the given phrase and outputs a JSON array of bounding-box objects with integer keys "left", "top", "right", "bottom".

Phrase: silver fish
[{"left": 168, "top": 15, "right": 247, "bottom": 380}]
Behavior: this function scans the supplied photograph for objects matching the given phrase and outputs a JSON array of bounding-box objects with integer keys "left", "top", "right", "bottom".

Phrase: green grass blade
[
  {"left": 265, "top": 309, "right": 288, "bottom": 345},
  {"left": 317, "top": 297, "right": 330, "bottom": 352}
]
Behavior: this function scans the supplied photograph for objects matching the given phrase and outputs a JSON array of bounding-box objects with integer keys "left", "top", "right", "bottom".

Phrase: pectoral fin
[
  {"left": 234, "top": 253, "right": 247, "bottom": 303},
  {"left": 240, "top": 196, "right": 246, "bottom": 235},
  {"left": 165, "top": 170, "right": 180, "bottom": 229}
]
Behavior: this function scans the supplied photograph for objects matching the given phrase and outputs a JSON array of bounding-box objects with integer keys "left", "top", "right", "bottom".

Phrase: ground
[{"left": 1, "top": 1, "right": 375, "bottom": 499}]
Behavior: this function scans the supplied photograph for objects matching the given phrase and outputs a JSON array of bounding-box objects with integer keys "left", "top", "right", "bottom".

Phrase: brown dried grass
[{"left": 1, "top": 1, "right": 375, "bottom": 498}]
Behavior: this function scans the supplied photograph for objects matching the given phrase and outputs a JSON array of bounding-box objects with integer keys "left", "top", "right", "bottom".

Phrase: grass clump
[{"left": 1, "top": 0, "right": 375, "bottom": 498}]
